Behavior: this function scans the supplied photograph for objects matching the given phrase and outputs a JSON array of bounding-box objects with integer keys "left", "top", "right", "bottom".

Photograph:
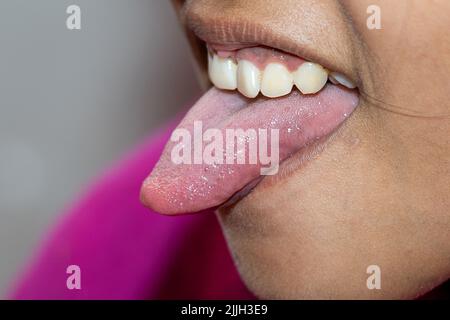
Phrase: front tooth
[
  {"left": 293, "top": 62, "right": 328, "bottom": 94},
  {"left": 328, "top": 72, "right": 356, "bottom": 89},
  {"left": 237, "top": 60, "right": 261, "bottom": 98},
  {"left": 261, "top": 63, "right": 293, "bottom": 98},
  {"left": 208, "top": 54, "right": 237, "bottom": 90}
]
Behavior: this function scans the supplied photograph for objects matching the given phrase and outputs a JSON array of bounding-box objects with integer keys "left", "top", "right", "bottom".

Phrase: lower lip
[{"left": 140, "top": 85, "right": 359, "bottom": 214}]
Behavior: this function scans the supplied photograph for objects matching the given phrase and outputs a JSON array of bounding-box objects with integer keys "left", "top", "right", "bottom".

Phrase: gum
[{"left": 214, "top": 46, "right": 305, "bottom": 72}]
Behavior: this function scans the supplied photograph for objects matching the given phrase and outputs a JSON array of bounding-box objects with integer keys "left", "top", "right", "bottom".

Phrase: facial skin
[{"left": 173, "top": 0, "right": 450, "bottom": 299}]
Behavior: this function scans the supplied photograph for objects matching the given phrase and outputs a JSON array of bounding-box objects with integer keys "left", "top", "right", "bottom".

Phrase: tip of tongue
[
  {"left": 141, "top": 86, "right": 358, "bottom": 214},
  {"left": 140, "top": 179, "right": 216, "bottom": 215}
]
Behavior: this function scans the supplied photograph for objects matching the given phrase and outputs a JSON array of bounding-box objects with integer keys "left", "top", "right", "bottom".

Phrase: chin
[
  {"left": 216, "top": 173, "right": 321, "bottom": 299},
  {"left": 216, "top": 154, "right": 434, "bottom": 300}
]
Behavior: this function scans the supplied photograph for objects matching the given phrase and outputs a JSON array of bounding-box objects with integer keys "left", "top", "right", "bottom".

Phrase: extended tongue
[{"left": 141, "top": 85, "right": 358, "bottom": 214}]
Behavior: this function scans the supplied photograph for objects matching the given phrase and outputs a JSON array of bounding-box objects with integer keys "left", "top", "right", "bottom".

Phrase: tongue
[{"left": 141, "top": 85, "right": 358, "bottom": 214}]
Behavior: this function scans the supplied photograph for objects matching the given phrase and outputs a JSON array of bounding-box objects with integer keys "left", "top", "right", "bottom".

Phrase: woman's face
[{"left": 155, "top": 0, "right": 450, "bottom": 299}]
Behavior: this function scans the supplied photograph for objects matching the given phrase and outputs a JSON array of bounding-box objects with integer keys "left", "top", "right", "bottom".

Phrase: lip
[
  {"left": 180, "top": 0, "right": 359, "bottom": 87},
  {"left": 140, "top": 1, "right": 360, "bottom": 214}
]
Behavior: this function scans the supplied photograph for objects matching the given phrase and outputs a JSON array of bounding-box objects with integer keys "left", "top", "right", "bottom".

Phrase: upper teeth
[
  {"left": 208, "top": 52, "right": 356, "bottom": 98},
  {"left": 328, "top": 72, "right": 357, "bottom": 89},
  {"left": 208, "top": 54, "right": 238, "bottom": 90},
  {"left": 237, "top": 60, "right": 261, "bottom": 98},
  {"left": 261, "top": 63, "right": 293, "bottom": 98},
  {"left": 293, "top": 62, "right": 328, "bottom": 95}
]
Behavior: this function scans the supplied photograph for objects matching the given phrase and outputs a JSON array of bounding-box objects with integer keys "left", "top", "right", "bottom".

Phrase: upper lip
[{"left": 177, "top": 0, "right": 358, "bottom": 87}]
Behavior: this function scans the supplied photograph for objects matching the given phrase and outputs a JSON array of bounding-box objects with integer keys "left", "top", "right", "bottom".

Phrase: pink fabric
[{"left": 10, "top": 122, "right": 254, "bottom": 299}]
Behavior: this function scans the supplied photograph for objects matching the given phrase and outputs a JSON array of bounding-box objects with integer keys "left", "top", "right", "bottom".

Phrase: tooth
[
  {"left": 328, "top": 72, "right": 356, "bottom": 89},
  {"left": 328, "top": 74, "right": 339, "bottom": 85},
  {"left": 237, "top": 60, "right": 261, "bottom": 98},
  {"left": 208, "top": 54, "right": 237, "bottom": 90},
  {"left": 293, "top": 62, "right": 328, "bottom": 94},
  {"left": 261, "top": 63, "right": 293, "bottom": 98}
]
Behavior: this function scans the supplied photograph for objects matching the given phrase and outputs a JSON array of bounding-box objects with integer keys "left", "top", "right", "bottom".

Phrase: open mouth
[{"left": 140, "top": 4, "right": 360, "bottom": 215}]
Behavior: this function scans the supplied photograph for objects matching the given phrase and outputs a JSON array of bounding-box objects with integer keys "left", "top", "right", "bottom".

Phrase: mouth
[{"left": 140, "top": 2, "right": 360, "bottom": 214}]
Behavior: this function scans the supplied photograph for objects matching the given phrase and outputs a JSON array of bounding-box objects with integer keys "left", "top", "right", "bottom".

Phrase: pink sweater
[{"left": 10, "top": 122, "right": 254, "bottom": 299}]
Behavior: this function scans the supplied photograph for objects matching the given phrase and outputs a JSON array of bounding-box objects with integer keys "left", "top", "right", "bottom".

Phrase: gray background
[{"left": 0, "top": 0, "right": 200, "bottom": 297}]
